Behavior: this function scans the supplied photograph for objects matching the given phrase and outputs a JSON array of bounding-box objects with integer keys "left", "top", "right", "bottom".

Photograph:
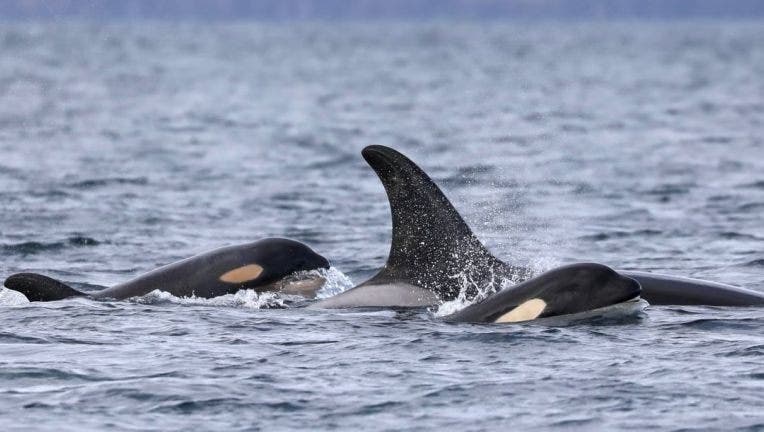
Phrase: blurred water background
[{"left": 0, "top": 2, "right": 763, "bottom": 430}]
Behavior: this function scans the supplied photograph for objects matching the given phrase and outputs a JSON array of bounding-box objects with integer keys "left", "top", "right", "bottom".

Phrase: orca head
[
  {"left": 360, "top": 145, "right": 513, "bottom": 301},
  {"left": 538, "top": 263, "right": 641, "bottom": 316},
  {"left": 493, "top": 263, "right": 642, "bottom": 323},
  {"left": 445, "top": 263, "right": 641, "bottom": 323},
  {"left": 217, "top": 238, "right": 330, "bottom": 296}
]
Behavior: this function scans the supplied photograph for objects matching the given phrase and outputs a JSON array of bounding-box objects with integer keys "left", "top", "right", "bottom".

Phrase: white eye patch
[
  {"left": 219, "top": 264, "right": 264, "bottom": 283},
  {"left": 494, "top": 298, "right": 547, "bottom": 323}
]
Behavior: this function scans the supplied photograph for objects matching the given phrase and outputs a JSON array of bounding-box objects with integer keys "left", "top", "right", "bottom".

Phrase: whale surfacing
[
  {"left": 314, "top": 145, "right": 764, "bottom": 310},
  {"left": 4, "top": 238, "right": 330, "bottom": 302},
  {"left": 311, "top": 145, "right": 524, "bottom": 309},
  {"left": 444, "top": 263, "right": 642, "bottom": 323}
]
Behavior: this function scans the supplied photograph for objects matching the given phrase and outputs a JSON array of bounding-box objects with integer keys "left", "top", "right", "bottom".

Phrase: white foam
[
  {"left": 434, "top": 264, "right": 530, "bottom": 317},
  {"left": 0, "top": 287, "right": 30, "bottom": 306},
  {"left": 131, "top": 266, "right": 354, "bottom": 309},
  {"left": 433, "top": 255, "right": 577, "bottom": 318},
  {"left": 131, "top": 288, "right": 302, "bottom": 308},
  {"left": 314, "top": 267, "right": 354, "bottom": 298}
]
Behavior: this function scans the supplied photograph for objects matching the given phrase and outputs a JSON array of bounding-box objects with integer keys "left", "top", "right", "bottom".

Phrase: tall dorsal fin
[{"left": 361, "top": 145, "right": 510, "bottom": 300}]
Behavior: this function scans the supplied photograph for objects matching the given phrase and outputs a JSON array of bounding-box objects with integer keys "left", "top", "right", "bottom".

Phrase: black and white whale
[
  {"left": 4, "top": 238, "right": 330, "bottom": 302},
  {"left": 314, "top": 145, "right": 764, "bottom": 309},
  {"left": 312, "top": 145, "right": 525, "bottom": 309},
  {"left": 443, "top": 263, "right": 642, "bottom": 323}
]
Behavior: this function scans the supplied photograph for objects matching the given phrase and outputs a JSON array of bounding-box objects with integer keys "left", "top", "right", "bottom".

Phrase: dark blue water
[{"left": 1, "top": 21, "right": 763, "bottom": 430}]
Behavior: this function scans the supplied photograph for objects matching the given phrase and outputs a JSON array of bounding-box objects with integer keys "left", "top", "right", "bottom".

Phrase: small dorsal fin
[
  {"left": 361, "top": 145, "right": 511, "bottom": 300},
  {"left": 4, "top": 273, "right": 87, "bottom": 302}
]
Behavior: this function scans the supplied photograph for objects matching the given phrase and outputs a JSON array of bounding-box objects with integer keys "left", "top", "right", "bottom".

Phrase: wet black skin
[
  {"left": 444, "top": 263, "right": 642, "bottom": 323},
  {"left": 311, "top": 145, "right": 525, "bottom": 309},
  {"left": 621, "top": 271, "right": 764, "bottom": 306},
  {"left": 341, "top": 145, "right": 764, "bottom": 307},
  {"left": 4, "top": 238, "right": 329, "bottom": 302}
]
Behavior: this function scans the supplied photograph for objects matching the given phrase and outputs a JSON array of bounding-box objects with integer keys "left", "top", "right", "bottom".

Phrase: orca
[
  {"left": 314, "top": 145, "right": 764, "bottom": 308},
  {"left": 443, "top": 263, "right": 641, "bottom": 323},
  {"left": 311, "top": 145, "right": 527, "bottom": 309},
  {"left": 620, "top": 271, "right": 764, "bottom": 306},
  {"left": 4, "top": 238, "right": 330, "bottom": 302}
]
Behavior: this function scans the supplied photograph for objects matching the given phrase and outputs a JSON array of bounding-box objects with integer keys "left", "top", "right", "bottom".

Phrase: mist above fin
[
  {"left": 4, "top": 273, "right": 87, "bottom": 302},
  {"left": 361, "top": 145, "right": 513, "bottom": 301}
]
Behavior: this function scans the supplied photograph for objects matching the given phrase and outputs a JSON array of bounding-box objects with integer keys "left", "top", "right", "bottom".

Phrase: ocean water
[{"left": 1, "top": 21, "right": 763, "bottom": 430}]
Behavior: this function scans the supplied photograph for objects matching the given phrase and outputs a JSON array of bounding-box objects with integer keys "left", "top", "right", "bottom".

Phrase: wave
[
  {"left": 718, "top": 232, "right": 762, "bottom": 241},
  {"left": 534, "top": 298, "right": 648, "bottom": 326},
  {"left": 738, "top": 180, "right": 764, "bottom": 189},
  {"left": 130, "top": 289, "right": 300, "bottom": 308},
  {"left": 660, "top": 317, "right": 762, "bottom": 332},
  {"left": 1, "top": 235, "right": 101, "bottom": 255},
  {"left": 579, "top": 229, "right": 663, "bottom": 241},
  {"left": 0, "top": 288, "right": 30, "bottom": 306},
  {"left": 66, "top": 177, "right": 148, "bottom": 189},
  {"left": 129, "top": 267, "right": 354, "bottom": 309},
  {"left": 314, "top": 267, "right": 355, "bottom": 298}
]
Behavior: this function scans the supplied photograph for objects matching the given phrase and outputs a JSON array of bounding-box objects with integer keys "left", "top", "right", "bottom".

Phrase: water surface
[{"left": 1, "top": 21, "right": 763, "bottom": 431}]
